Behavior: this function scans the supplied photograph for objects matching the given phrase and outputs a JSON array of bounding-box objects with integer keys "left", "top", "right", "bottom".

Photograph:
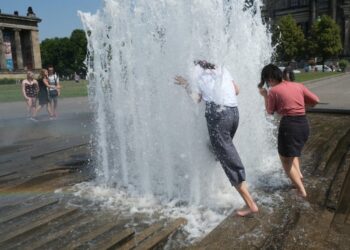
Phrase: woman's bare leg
[
  {"left": 280, "top": 155, "right": 307, "bottom": 197},
  {"left": 234, "top": 181, "right": 259, "bottom": 216},
  {"left": 30, "top": 98, "right": 37, "bottom": 117},
  {"left": 25, "top": 99, "right": 31, "bottom": 117},
  {"left": 293, "top": 157, "right": 303, "bottom": 179}
]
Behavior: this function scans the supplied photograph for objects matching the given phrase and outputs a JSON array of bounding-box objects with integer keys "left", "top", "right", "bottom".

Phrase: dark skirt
[
  {"left": 38, "top": 88, "right": 49, "bottom": 105},
  {"left": 278, "top": 116, "right": 309, "bottom": 157}
]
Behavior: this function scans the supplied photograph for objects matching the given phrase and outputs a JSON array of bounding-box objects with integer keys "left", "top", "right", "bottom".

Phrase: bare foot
[
  {"left": 298, "top": 189, "right": 307, "bottom": 198},
  {"left": 235, "top": 204, "right": 259, "bottom": 217}
]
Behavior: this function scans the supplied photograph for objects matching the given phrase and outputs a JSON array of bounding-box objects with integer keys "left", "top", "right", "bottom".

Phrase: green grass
[
  {"left": 0, "top": 72, "right": 344, "bottom": 102},
  {"left": 0, "top": 80, "right": 88, "bottom": 103},
  {"left": 295, "top": 72, "right": 343, "bottom": 83}
]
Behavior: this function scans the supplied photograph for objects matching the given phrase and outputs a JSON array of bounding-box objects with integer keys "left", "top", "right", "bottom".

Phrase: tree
[
  {"left": 70, "top": 29, "right": 88, "bottom": 76},
  {"left": 308, "top": 15, "right": 342, "bottom": 70},
  {"left": 272, "top": 15, "right": 305, "bottom": 62},
  {"left": 40, "top": 29, "right": 87, "bottom": 78}
]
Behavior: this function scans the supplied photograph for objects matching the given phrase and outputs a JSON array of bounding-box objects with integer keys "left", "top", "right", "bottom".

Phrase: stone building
[
  {"left": 0, "top": 7, "right": 42, "bottom": 73},
  {"left": 262, "top": 0, "right": 350, "bottom": 57}
]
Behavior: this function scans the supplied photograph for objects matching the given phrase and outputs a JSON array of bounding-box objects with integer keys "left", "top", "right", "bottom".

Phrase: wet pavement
[
  {"left": 190, "top": 113, "right": 350, "bottom": 250},
  {"left": 1, "top": 75, "right": 350, "bottom": 249},
  {"left": 306, "top": 73, "right": 350, "bottom": 113}
]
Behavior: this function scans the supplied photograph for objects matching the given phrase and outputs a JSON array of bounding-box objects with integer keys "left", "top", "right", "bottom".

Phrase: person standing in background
[
  {"left": 47, "top": 66, "right": 61, "bottom": 119},
  {"left": 21, "top": 71, "right": 39, "bottom": 121},
  {"left": 36, "top": 69, "right": 52, "bottom": 118}
]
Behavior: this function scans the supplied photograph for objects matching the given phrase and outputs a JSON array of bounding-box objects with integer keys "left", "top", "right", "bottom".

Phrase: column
[
  {"left": 344, "top": 17, "right": 350, "bottom": 55},
  {"left": 309, "top": 0, "right": 317, "bottom": 29},
  {"left": 14, "top": 29, "right": 24, "bottom": 70},
  {"left": 330, "top": 0, "right": 337, "bottom": 20},
  {"left": 0, "top": 28, "right": 6, "bottom": 70},
  {"left": 30, "top": 30, "right": 42, "bottom": 70}
]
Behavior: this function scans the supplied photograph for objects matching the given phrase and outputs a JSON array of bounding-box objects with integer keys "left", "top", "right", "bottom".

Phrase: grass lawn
[
  {"left": 0, "top": 72, "right": 344, "bottom": 102},
  {"left": 295, "top": 71, "right": 343, "bottom": 83},
  {"left": 0, "top": 80, "right": 88, "bottom": 103}
]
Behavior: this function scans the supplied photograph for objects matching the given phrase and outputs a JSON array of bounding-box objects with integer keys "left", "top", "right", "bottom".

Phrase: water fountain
[{"left": 78, "top": 0, "right": 278, "bottom": 240}]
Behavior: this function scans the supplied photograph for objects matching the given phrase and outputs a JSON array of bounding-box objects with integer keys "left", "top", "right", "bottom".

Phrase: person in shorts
[
  {"left": 258, "top": 64, "right": 319, "bottom": 198},
  {"left": 47, "top": 66, "right": 61, "bottom": 118}
]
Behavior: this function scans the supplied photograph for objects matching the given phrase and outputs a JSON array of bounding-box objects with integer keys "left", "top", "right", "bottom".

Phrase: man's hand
[
  {"left": 174, "top": 75, "right": 188, "bottom": 87},
  {"left": 259, "top": 87, "right": 268, "bottom": 97}
]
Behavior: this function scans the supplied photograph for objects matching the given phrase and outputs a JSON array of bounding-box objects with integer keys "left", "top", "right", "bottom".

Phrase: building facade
[
  {"left": 262, "top": 0, "right": 350, "bottom": 57},
  {"left": 0, "top": 7, "right": 42, "bottom": 73}
]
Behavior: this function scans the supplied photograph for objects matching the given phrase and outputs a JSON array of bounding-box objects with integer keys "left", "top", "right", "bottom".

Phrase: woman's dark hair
[
  {"left": 258, "top": 64, "right": 283, "bottom": 88},
  {"left": 194, "top": 60, "right": 215, "bottom": 70},
  {"left": 282, "top": 67, "right": 295, "bottom": 81}
]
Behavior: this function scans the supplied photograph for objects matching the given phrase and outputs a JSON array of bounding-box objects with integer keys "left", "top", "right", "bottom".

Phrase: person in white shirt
[
  {"left": 174, "top": 60, "right": 258, "bottom": 217},
  {"left": 47, "top": 66, "right": 61, "bottom": 119}
]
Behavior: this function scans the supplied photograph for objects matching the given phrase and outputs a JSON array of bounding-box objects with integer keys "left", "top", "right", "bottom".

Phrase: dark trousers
[{"left": 205, "top": 102, "right": 246, "bottom": 186}]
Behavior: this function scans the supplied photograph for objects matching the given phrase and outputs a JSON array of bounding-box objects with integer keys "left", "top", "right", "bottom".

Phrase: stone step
[
  {"left": 326, "top": 148, "right": 350, "bottom": 210},
  {"left": 1, "top": 171, "right": 72, "bottom": 193},
  {"left": 0, "top": 198, "right": 59, "bottom": 224},
  {"left": 0, "top": 206, "right": 78, "bottom": 245},
  {"left": 134, "top": 218, "right": 187, "bottom": 250},
  {"left": 18, "top": 213, "right": 96, "bottom": 250},
  {"left": 0, "top": 171, "right": 17, "bottom": 178},
  {"left": 0, "top": 194, "right": 41, "bottom": 209},
  {"left": 119, "top": 222, "right": 164, "bottom": 250},
  {"left": 77, "top": 228, "right": 135, "bottom": 250},
  {"left": 60, "top": 220, "right": 130, "bottom": 249},
  {"left": 315, "top": 128, "right": 349, "bottom": 174}
]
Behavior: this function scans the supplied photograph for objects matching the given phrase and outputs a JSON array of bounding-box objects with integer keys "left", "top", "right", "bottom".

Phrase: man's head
[{"left": 48, "top": 66, "right": 54, "bottom": 75}]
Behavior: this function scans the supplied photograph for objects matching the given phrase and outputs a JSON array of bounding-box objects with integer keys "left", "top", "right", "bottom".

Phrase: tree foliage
[
  {"left": 40, "top": 29, "right": 87, "bottom": 78},
  {"left": 272, "top": 15, "right": 305, "bottom": 62},
  {"left": 308, "top": 15, "right": 342, "bottom": 61}
]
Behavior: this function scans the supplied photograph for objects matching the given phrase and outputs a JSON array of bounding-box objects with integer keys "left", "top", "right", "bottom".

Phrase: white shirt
[
  {"left": 192, "top": 65, "right": 237, "bottom": 107},
  {"left": 48, "top": 74, "right": 59, "bottom": 90}
]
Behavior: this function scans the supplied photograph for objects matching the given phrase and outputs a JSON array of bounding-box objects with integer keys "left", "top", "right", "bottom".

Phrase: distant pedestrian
[
  {"left": 21, "top": 71, "right": 39, "bottom": 121},
  {"left": 282, "top": 67, "right": 295, "bottom": 81},
  {"left": 74, "top": 72, "right": 80, "bottom": 83},
  {"left": 36, "top": 69, "right": 52, "bottom": 118},
  {"left": 47, "top": 66, "right": 61, "bottom": 118}
]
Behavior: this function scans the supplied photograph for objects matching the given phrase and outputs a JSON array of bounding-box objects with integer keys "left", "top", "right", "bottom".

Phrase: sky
[{"left": 0, "top": 0, "right": 102, "bottom": 41}]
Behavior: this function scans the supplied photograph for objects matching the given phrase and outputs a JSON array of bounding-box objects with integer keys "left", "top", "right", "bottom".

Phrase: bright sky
[{"left": 0, "top": 0, "right": 102, "bottom": 41}]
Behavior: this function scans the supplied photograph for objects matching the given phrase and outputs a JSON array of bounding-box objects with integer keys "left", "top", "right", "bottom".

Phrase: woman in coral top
[{"left": 258, "top": 64, "right": 319, "bottom": 198}]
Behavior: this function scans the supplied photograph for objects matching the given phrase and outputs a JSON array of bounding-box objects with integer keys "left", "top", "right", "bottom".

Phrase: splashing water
[{"left": 78, "top": 0, "right": 279, "bottom": 240}]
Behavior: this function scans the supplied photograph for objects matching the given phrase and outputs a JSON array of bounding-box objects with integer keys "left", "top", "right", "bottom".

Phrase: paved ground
[
  {"left": 0, "top": 73, "right": 349, "bottom": 121},
  {"left": 1, "top": 74, "right": 350, "bottom": 249},
  {"left": 0, "top": 96, "right": 89, "bottom": 121},
  {"left": 306, "top": 73, "right": 350, "bottom": 112}
]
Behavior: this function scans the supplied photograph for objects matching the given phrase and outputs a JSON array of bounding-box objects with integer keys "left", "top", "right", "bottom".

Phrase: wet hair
[
  {"left": 258, "top": 64, "right": 283, "bottom": 88},
  {"left": 194, "top": 60, "right": 215, "bottom": 70},
  {"left": 282, "top": 67, "right": 295, "bottom": 81}
]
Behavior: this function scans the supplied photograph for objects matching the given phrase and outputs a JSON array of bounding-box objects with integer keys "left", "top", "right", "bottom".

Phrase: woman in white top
[{"left": 175, "top": 60, "right": 258, "bottom": 217}]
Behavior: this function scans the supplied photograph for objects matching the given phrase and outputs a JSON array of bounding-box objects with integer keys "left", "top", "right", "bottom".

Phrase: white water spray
[{"left": 79, "top": 0, "right": 278, "bottom": 240}]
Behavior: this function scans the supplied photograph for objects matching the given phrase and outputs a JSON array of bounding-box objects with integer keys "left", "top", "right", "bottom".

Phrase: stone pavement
[
  {"left": 1, "top": 74, "right": 350, "bottom": 249},
  {"left": 0, "top": 96, "right": 89, "bottom": 121},
  {"left": 306, "top": 73, "right": 350, "bottom": 113}
]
